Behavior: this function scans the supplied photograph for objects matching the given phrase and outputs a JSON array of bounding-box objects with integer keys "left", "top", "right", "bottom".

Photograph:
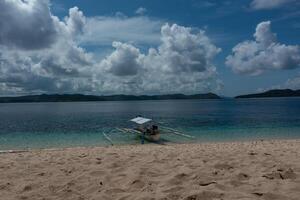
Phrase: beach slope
[{"left": 0, "top": 140, "right": 299, "bottom": 200}]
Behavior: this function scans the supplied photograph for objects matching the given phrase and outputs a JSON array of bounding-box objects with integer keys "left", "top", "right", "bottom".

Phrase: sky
[{"left": 0, "top": 0, "right": 300, "bottom": 97}]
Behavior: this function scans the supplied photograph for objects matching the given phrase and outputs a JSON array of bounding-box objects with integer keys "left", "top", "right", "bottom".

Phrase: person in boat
[
  {"left": 151, "top": 125, "right": 159, "bottom": 135},
  {"left": 145, "top": 125, "right": 158, "bottom": 135},
  {"left": 136, "top": 124, "right": 159, "bottom": 135}
]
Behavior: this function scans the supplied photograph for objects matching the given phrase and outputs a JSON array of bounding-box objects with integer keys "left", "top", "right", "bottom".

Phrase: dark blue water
[{"left": 0, "top": 98, "right": 300, "bottom": 150}]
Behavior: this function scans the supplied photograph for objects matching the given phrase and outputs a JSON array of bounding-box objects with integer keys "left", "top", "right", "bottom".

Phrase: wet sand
[{"left": 0, "top": 139, "right": 300, "bottom": 200}]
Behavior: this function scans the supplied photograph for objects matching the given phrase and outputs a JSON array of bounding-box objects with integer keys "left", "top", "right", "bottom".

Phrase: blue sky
[{"left": 0, "top": 0, "right": 300, "bottom": 96}]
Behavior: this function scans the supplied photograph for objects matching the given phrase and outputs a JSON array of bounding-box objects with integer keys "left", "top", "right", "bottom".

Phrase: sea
[{"left": 0, "top": 97, "right": 300, "bottom": 150}]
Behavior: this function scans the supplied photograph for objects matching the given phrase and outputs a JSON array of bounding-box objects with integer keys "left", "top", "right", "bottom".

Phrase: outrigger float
[{"left": 102, "top": 116, "right": 194, "bottom": 145}]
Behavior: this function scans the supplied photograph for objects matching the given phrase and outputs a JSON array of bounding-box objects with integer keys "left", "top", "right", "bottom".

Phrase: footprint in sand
[
  {"left": 78, "top": 154, "right": 88, "bottom": 158},
  {"left": 19, "top": 195, "right": 28, "bottom": 200},
  {"left": 262, "top": 168, "right": 297, "bottom": 180},
  {"left": 214, "top": 163, "right": 234, "bottom": 170},
  {"left": 37, "top": 172, "right": 46, "bottom": 176},
  {"left": 48, "top": 185, "right": 61, "bottom": 193},
  {"left": 236, "top": 173, "right": 250, "bottom": 180},
  {"left": 227, "top": 172, "right": 251, "bottom": 187},
  {"left": 162, "top": 186, "right": 184, "bottom": 193},
  {"left": 0, "top": 182, "right": 11, "bottom": 190},
  {"left": 89, "top": 170, "right": 105, "bottom": 176},
  {"left": 248, "top": 152, "right": 258, "bottom": 156},
  {"left": 95, "top": 157, "right": 102, "bottom": 164},
  {"left": 198, "top": 181, "right": 217, "bottom": 186},
  {"left": 252, "top": 192, "right": 288, "bottom": 200},
  {"left": 22, "top": 185, "right": 32, "bottom": 192},
  {"left": 110, "top": 162, "right": 121, "bottom": 169},
  {"left": 184, "top": 191, "right": 224, "bottom": 200},
  {"left": 130, "top": 179, "right": 145, "bottom": 189},
  {"left": 279, "top": 168, "right": 297, "bottom": 179},
  {"left": 117, "top": 194, "right": 132, "bottom": 200},
  {"left": 167, "top": 173, "right": 189, "bottom": 185}
]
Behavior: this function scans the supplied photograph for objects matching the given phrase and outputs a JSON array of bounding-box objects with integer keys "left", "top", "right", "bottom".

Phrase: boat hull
[{"left": 147, "top": 134, "right": 160, "bottom": 142}]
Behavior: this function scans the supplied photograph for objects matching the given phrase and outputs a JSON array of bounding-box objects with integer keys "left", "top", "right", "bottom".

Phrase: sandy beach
[{"left": 0, "top": 140, "right": 300, "bottom": 200}]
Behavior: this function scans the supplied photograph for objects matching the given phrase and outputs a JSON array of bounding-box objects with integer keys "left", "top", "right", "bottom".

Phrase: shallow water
[{"left": 0, "top": 98, "right": 300, "bottom": 150}]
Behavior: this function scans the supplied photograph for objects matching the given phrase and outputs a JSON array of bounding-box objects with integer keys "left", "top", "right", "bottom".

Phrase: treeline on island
[
  {"left": 1, "top": 89, "right": 300, "bottom": 103},
  {"left": 0, "top": 93, "right": 221, "bottom": 103},
  {"left": 235, "top": 89, "right": 300, "bottom": 99}
]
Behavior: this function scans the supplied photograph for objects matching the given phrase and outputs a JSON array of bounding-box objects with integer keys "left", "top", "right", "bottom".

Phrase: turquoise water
[{"left": 0, "top": 98, "right": 300, "bottom": 150}]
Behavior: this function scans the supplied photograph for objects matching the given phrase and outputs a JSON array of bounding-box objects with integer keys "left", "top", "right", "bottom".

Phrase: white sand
[{"left": 0, "top": 139, "right": 300, "bottom": 200}]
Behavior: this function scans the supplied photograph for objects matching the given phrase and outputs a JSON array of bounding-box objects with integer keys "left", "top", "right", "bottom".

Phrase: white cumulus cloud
[
  {"left": 135, "top": 7, "right": 147, "bottom": 15},
  {"left": 79, "top": 16, "right": 162, "bottom": 47},
  {"left": 256, "top": 72, "right": 300, "bottom": 92},
  {"left": 65, "top": 7, "right": 86, "bottom": 36},
  {"left": 284, "top": 74, "right": 300, "bottom": 89},
  {"left": 0, "top": 0, "right": 222, "bottom": 95},
  {"left": 151, "top": 24, "right": 221, "bottom": 73},
  {"left": 0, "top": 0, "right": 57, "bottom": 50},
  {"left": 100, "top": 42, "right": 144, "bottom": 76},
  {"left": 226, "top": 21, "right": 300, "bottom": 75},
  {"left": 0, "top": 0, "right": 95, "bottom": 95},
  {"left": 97, "top": 24, "right": 222, "bottom": 94}
]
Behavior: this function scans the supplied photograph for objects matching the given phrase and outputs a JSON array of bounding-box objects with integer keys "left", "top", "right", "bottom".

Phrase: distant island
[
  {"left": 2, "top": 89, "right": 300, "bottom": 102},
  {"left": 235, "top": 89, "right": 300, "bottom": 99},
  {"left": 0, "top": 93, "right": 221, "bottom": 103}
]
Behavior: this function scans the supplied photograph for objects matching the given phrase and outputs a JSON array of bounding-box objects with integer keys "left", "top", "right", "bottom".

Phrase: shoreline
[
  {"left": 0, "top": 139, "right": 299, "bottom": 199},
  {"left": 0, "top": 137, "right": 299, "bottom": 154}
]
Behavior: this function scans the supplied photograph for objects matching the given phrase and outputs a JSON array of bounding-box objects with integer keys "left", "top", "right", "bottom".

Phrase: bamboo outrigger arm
[
  {"left": 124, "top": 128, "right": 142, "bottom": 135},
  {"left": 116, "top": 128, "right": 128, "bottom": 134},
  {"left": 160, "top": 126, "right": 195, "bottom": 139},
  {"left": 116, "top": 128, "right": 140, "bottom": 135},
  {"left": 102, "top": 132, "right": 114, "bottom": 146}
]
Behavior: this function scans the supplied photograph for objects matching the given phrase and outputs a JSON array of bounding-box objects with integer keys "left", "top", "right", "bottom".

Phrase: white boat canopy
[{"left": 130, "top": 117, "right": 152, "bottom": 125}]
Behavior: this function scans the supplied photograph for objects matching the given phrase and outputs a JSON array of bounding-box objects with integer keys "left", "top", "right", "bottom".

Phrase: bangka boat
[{"left": 102, "top": 116, "right": 194, "bottom": 145}]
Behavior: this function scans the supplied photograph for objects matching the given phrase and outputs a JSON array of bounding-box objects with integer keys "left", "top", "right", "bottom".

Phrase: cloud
[
  {"left": 250, "top": 0, "right": 296, "bottom": 10},
  {"left": 0, "top": 0, "right": 221, "bottom": 95},
  {"left": 65, "top": 7, "right": 86, "bottom": 36},
  {"left": 284, "top": 74, "right": 300, "bottom": 89},
  {"left": 143, "top": 24, "right": 220, "bottom": 74},
  {"left": 226, "top": 21, "right": 300, "bottom": 75},
  {"left": 0, "top": 0, "right": 57, "bottom": 50},
  {"left": 135, "top": 7, "right": 147, "bottom": 15},
  {"left": 253, "top": 21, "right": 276, "bottom": 46},
  {"left": 0, "top": 41, "right": 94, "bottom": 94},
  {"left": 100, "top": 42, "right": 144, "bottom": 76},
  {"left": 0, "top": 0, "right": 95, "bottom": 95},
  {"left": 80, "top": 16, "right": 162, "bottom": 46},
  {"left": 97, "top": 24, "right": 222, "bottom": 94},
  {"left": 256, "top": 72, "right": 300, "bottom": 92}
]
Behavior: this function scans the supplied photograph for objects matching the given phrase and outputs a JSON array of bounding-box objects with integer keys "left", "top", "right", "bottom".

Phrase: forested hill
[{"left": 0, "top": 93, "right": 221, "bottom": 103}]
